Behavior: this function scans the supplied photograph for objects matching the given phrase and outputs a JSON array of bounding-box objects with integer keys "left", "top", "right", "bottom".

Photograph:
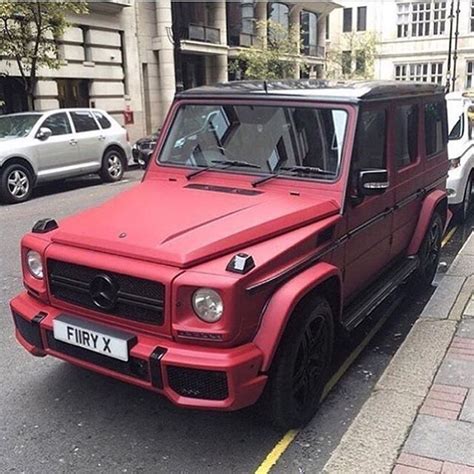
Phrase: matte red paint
[{"left": 10, "top": 89, "right": 449, "bottom": 412}]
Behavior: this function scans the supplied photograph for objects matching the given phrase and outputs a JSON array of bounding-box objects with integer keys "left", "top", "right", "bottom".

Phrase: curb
[{"left": 323, "top": 233, "right": 474, "bottom": 474}]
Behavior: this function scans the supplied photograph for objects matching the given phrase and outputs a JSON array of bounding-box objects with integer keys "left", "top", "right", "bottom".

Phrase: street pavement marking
[
  {"left": 254, "top": 430, "right": 299, "bottom": 474},
  {"left": 441, "top": 226, "right": 458, "bottom": 248},
  {"left": 254, "top": 305, "right": 396, "bottom": 474}
]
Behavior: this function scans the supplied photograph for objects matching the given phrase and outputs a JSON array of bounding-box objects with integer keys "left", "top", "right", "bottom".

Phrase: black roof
[{"left": 176, "top": 79, "right": 445, "bottom": 103}]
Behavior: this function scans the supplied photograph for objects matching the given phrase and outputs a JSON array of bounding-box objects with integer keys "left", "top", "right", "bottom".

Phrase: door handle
[{"left": 69, "top": 139, "right": 77, "bottom": 145}]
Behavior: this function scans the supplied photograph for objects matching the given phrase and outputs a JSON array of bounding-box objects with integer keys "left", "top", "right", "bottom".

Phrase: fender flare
[
  {"left": 253, "top": 262, "right": 342, "bottom": 372},
  {"left": 407, "top": 189, "right": 447, "bottom": 255}
]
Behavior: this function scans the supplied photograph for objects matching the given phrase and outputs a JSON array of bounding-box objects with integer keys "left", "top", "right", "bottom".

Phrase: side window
[
  {"left": 354, "top": 109, "right": 386, "bottom": 169},
  {"left": 41, "top": 113, "right": 72, "bottom": 136},
  {"left": 395, "top": 104, "right": 419, "bottom": 169},
  {"left": 424, "top": 101, "right": 447, "bottom": 158},
  {"left": 93, "top": 111, "right": 112, "bottom": 129},
  {"left": 70, "top": 111, "right": 100, "bottom": 133}
]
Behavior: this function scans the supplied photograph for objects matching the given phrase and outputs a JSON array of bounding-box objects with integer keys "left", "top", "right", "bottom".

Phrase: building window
[
  {"left": 268, "top": 2, "right": 289, "bottom": 29},
  {"left": 467, "top": 61, "right": 474, "bottom": 88},
  {"left": 397, "top": 1, "right": 446, "bottom": 38},
  {"left": 357, "top": 6, "right": 367, "bottom": 31},
  {"left": 301, "top": 11, "right": 318, "bottom": 55},
  {"left": 471, "top": 1, "right": 474, "bottom": 32},
  {"left": 355, "top": 50, "right": 366, "bottom": 74},
  {"left": 394, "top": 62, "right": 444, "bottom": 83},
  {"left": 343, "top": 8, "right": 352, "bottom": 32},
  {"left": 326, "top": 15, "right": 330, "bottom": 40}
]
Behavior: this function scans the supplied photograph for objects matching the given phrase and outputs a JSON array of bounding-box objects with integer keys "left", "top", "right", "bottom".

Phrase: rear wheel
[
  {"left": 0, "top": 163, "right": 33, "bottom": 204},
  {"left": 264, "top": 296, "right": 334, "bottom": 430},
  {"left": 414, "top": 212, "right": 443, "bottom": 289},
  {"left": 99, "top": 149, "right": 125, "bottom": 182}
]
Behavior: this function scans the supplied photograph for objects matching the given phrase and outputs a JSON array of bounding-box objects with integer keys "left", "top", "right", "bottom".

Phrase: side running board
[{"left": 342, "top": 256, "right": 419, "bottom": 332}]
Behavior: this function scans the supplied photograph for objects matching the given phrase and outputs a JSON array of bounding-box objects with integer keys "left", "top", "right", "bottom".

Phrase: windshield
[
  {"left": 0, "top": 114, "right": 41, "bottom": 138},
  {"left": 159, "top": 104, "right": 348, "bottom": 181},
  {"left": 448, "top": 114, "right": 464, "bottom": 140}
]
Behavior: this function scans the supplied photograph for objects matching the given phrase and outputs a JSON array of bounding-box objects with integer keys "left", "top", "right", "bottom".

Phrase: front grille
[
  {"left": 46, "top": 331, "right": 149, "bottom": 381},
  {"left": 167, "top": 366, "right": 229, "bottom": 400},
  {"left": 47, "top": 259, "right": 165, "bottom": 325}
]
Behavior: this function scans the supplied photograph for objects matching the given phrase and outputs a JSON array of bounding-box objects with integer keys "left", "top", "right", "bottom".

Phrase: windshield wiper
[
  {"left": 186, "top": 159, "right": 261, "bottom": 180},
  {"left": 252, "top": 166, "right": 336, "bottom": 188}
]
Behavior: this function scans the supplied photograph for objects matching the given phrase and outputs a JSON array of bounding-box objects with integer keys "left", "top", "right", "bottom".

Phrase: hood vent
[{"left": 185, "top": 183, "right": 262, "bottom": 196}]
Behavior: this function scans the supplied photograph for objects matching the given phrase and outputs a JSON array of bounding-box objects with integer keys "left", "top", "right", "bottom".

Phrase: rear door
[
  {"left": 391, "top": 101, "right": 424, "bottom": 258},
  {"left": 69, "top": 110, "right": 106, "bottom": 173},
  {"left": 35, "top": 112, "right": 81, "bottom": 180}
]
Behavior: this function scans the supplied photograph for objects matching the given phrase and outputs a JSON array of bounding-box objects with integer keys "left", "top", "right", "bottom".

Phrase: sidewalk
[{"left": 323, "top": 232, "right": 474, "bottom": 474}]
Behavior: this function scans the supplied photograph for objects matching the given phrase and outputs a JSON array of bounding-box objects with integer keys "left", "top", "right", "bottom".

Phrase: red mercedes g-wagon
[{"left": 10, "top": 81, "right": 449, "bottom": 429}]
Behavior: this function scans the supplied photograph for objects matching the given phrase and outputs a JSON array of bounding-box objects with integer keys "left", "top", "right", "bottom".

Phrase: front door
[
  {"left": 343, "top": 106, "right": 395, "bottom": 302},
  {"left": 35, "top": 112, "right": 80, "bottom": 181}
]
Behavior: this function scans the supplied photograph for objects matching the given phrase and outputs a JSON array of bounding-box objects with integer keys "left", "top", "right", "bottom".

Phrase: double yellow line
[{"left": 255, "top": 225, "right": 459, "bottom": 474}]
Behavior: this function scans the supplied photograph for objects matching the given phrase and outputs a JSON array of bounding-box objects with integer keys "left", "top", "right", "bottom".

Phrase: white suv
[{"left": 0, "top": 108, "right": 131, "bottom": 204}]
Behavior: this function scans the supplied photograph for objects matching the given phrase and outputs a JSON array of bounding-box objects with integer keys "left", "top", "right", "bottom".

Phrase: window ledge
[{"left": 83, "top": 61, "right": 95, "bottom": 68}]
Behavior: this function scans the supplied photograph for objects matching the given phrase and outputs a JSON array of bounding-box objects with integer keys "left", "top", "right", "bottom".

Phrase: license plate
[{"left": 53, "top": 315, "right": 136, "bottom": 362}]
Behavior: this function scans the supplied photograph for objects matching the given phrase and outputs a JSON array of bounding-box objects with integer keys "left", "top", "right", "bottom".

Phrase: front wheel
[
  {"left": 460, "top": 174, "right": 473, "bottom": 223},
  {"left": 264, "top": 296, "right": 334, "bottom": 430},
  {"left": 100, "top": 149, "right": 125, "bottom": 182},
  {"left": 0, "top": 163, "right": 33, "bottom": 204},
  {"left": 414, "top": 212, "right": 443, "bottom": 289}
]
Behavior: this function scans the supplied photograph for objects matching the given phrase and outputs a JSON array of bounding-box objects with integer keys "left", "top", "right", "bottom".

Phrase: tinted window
[
  {"left": 424, "top": 101, "right": 447, "bottom": 157},
  {"left": 354, "top": 110, "right": 386, "bottom": 169},
  {"left": 70, "top": 111, "right": 99, "bottom": 133},
  {"left": 93, "top": 111, "right": 112, "bottom": 129},
  {"left": 41, "top": 113, "right": 71, "bottom": 136},
  {"left": 395, "top": 104, "right": 419, "bottom": 169}
]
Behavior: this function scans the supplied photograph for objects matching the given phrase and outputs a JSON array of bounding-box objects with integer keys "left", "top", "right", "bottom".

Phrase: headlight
[
  {"left": 26, "top": 250, "right": 43, "bottom": 279},
  {"left": 192, "top": 288, "right": 223, "bottom": 323},
  {"left": 450, "top": 158, "right": 461, "bottom": 170}
]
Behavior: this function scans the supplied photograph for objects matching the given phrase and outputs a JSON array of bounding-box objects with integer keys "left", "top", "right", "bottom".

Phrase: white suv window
[
  {"left": 41, "top": 112, "right": 72, "bottom": 136},
  {"left": 70, "top": 111, "right": 99, "bottom": 133},
  {"left": 93, "top": 111, "right": 112, "bottom": 129}
]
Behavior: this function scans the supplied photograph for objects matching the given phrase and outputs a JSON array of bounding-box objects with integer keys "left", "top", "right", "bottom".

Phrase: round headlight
[
  {"left": 26, "top": 250, "right": 43, "bottom": 279},
  {"left": 192, "top": 288, "right": 223, "bottom": 323}
]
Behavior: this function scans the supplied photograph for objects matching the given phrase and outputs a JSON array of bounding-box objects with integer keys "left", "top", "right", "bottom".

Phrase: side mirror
[
  {"left": 36, "top": 127, "right": 52, "bottom": 141},
  {"left": 358, "top": 169, "right": 389, "bottom": 196},
  {"left": 138, "top": 149, "right": 153, "bottom": 169}
]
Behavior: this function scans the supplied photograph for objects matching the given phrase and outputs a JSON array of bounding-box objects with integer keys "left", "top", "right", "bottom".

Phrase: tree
[
  {"left": 0, "top": 1, "right": 88, "bottom": 110},
  {"left": 326, "top": 31, "right": 378, "bottom": 80},
  {"left": 229, "top": 20, "right": 308, "bottom": 80}
]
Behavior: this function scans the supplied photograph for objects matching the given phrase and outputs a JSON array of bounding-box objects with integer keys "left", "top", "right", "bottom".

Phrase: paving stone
[
  {"left": 460, "top": 390, "right": 474, "bottom": 423},
  {"left": 435, "top": 358, "right": 474, "bottom": 389},
  {"left": 442, "top": 462, "right": 474, "bottom": 473},
  {"left": 398, "top": 453, "right": 443, "bottom": 472},
  {"left": 420, "top": 276, "right": 466, "bottom": 320},
  {"left": 393, "top": 465, "right": 435, "bottom": 473},
  {"left": 465, "top": 300, "right": 474, "bottom": 318},
  {"left": 404, "top": 415, "right": 474, "bottom": 466},
  {"left": 431, "top": 384, "right": 468, "bottom": 396},
  {"left": 447, "top": 255, "right": 474, "bottom": 278},
  {"left": 461, "top": 235, "right": 474, "bottom": 256}
]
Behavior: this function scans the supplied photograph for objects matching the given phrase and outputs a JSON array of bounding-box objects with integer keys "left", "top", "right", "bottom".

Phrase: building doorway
[
  {"left": 181, "top": 54, "right": 206, "bottom": 90},
  {"left": 57, "top": 79, "right": 90, "bottom": 108},
  {"left": 0, "top": 77, "right": 28, "bottom": 114}
]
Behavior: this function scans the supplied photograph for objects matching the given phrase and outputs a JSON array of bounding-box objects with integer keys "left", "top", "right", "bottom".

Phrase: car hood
[{"left": 51, "top": 179, "right": 340, "bottom": 267}]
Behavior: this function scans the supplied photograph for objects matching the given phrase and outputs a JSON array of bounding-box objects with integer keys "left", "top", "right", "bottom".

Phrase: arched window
[
  {"left": 268, "top": 2, "right": 289, "bottom": 30},
  {"left": 301, "top": 11, "right": 318, "bottom": 55}
]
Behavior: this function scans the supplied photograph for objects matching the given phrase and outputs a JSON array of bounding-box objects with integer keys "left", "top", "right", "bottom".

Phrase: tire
[
  {"left": 264, "top": 296, "right": 334, "bottom": 430},
  {"left": 414, "top": 212, "right": 443, "bottom": 289},
  {"left": 99, "top": 148, "right": 125, "bottom": 183},
  {"left": 460, "top": 173, "right": 473, "bottom": 223},
  {"left": 0, "top": 163, "right": 33, "bottom": 204}
]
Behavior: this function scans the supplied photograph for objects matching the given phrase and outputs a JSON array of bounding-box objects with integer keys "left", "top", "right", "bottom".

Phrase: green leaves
[{"left": 0, "top": 0, "right": 89, "bottom": 101}]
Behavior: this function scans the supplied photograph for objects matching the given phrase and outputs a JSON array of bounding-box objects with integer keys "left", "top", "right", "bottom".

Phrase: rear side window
[
  {"left": 93, "top": 111, "right": 112, "bottom": 129},
  {"left": 424, "top": 101, "right": 447, "bottom": 157},
  {"left": 395, "top": 104, "right": 419, "bottom": 169},
  {"left": 41, "top": 112, "right": 71, "bottom": 136},
  {"left": 354, "top": 109, "right": 386, "bottom": 169},
  {"left": 70, "top": 111, "right": 99, "bottom": 133}
]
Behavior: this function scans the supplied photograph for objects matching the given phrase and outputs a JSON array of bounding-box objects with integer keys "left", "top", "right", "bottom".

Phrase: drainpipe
[
  {"left": 446, "top": 0, "right": 454, "bottom": 91},
  {"left": 452, "top": 0, "right": 461, "bottom": 91}
]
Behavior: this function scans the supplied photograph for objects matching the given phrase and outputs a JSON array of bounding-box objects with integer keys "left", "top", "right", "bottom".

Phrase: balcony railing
[
  {"left": 185, "top": 24, "right": 221, "bottom": 44},
  {"left": 302, "top": 44, "right": 325, "bottom": 58}
]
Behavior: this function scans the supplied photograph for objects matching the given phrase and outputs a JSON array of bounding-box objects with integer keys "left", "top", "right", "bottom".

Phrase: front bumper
[{"left": 10, "top": 292, "right": 267, "bottom": 411}]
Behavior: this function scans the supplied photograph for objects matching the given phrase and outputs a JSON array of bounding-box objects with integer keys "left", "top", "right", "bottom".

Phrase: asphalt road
[{"left": 1, "top": 170, "right": 472, "bottom": 473}]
